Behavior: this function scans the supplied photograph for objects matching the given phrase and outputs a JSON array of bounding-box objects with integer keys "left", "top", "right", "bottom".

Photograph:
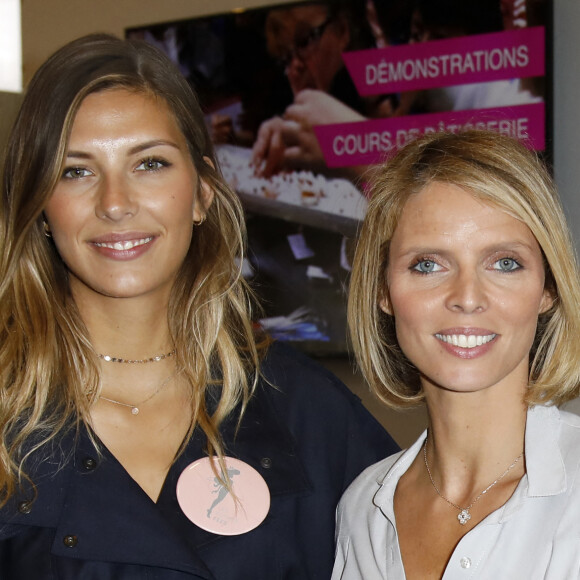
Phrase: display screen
[{"left": 128, "top": 0, "right": 552, "bottom": 354}]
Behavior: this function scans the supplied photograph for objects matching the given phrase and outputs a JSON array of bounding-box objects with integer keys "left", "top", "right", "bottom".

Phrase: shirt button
[
  {"left": 82, "top": 457, "right": 97, "bottom": 471},
  {"left": 260, "top": 457, "right": 272, "bottom": 469},
  {"left": 63, "top": 535, "right": 78, "bottom": 548},
  {"left": 460, "top": 557, "right": 471, "bottom": 569},
  {"left": 17, "top": 500, "right": 32, "bottom": 514}
]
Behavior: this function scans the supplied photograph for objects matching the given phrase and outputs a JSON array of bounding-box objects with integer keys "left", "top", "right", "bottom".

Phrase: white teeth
[
  {"left": 95, "top": 237, "right": 152, "bottom": 250},
  {"left": 435, "top": 333, "right": 496, "bottom": 348}
]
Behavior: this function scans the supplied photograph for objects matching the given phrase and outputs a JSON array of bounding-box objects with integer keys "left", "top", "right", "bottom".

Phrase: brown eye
[{"left": 62, "top": 167, "right": 91, "bottom": 179}]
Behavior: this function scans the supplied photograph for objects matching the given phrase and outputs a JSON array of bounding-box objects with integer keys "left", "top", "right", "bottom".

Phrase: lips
[
  {"left": 89, "top": 232, "right": 157, "bottom": 260},
  {"left": 435, "top": 333, "right": 497, "bottom": 349}
]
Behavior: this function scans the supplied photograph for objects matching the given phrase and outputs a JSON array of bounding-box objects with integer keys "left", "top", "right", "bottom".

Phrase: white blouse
[{"left": 332, "top": 405, "right": 580, "bottom": 579}]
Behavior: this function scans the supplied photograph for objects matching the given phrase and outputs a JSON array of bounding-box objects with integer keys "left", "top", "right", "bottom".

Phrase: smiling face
[
  {"left": 382, "top": 181, "right": 552, "bottom": 398},
  {"left": 44, "top": 88, "right": 213, "bottom": 305}
]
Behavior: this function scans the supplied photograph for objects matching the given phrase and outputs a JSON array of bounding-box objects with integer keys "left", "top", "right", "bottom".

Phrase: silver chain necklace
[
  {"left": 423, "top": 437, "right": 524, "bottom": 525},
  {"left": 98, "top": 373, "right": 174, "bottom": 415}
]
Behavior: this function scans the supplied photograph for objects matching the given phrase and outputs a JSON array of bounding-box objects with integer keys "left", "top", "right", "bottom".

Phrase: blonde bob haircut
[
  {"left": 0, "top": 34, "right": 265, "bottom": 504},
  {"left": 349, "top": 130, "right": 580, "bottom": 408}
]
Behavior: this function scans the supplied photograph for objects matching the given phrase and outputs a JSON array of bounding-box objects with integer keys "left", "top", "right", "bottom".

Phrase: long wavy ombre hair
[
  {"left": 349, "top": 130, "right": 580, "bottom": 409},
  {"left": 0, "top": 34, "right": 264, "bottom": 504}
]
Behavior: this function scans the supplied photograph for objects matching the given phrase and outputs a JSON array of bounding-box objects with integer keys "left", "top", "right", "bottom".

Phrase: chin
[{"left": 425, "top": 371, "right": 499, "bottom": 394}]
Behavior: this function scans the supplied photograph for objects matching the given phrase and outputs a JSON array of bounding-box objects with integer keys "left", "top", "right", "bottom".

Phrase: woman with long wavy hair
[{"left": 0, "top": 34, "right": 397, "bottom": 579}]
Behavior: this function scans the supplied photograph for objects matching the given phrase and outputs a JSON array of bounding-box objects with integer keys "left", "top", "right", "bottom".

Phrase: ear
[
  {"left": 538, "top": 287, "right": 554, "bottom": 315},
  {"left": 378, "top": 292, "right": 393, "bottom": 316},
  {"left": 193, "top": 156, "right": 215, "bottom": 222}
]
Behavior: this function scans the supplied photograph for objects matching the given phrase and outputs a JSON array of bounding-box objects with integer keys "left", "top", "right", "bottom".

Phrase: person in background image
[
  {"left": 333, "top": 131, "right": 580, "bottom": 579},
  {"left": 0, "top": 34, "right": 398, "bottom": 579},
  {"left": 251, "top": 0, "right": 398, "bottom": 179},
  {"left": 244, "top": 1, "right": 396, "bottom": 348}
]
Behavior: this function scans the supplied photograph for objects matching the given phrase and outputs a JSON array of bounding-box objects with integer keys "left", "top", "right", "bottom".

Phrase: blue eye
[
  {"left": 493, "top": 258, "right": 521, "bottom": 272},
  {"left": 62, "top": 167, "right": 92, "bottom": 179},
  {"left": 412, "top": 259, "right": 441, "bottom": 273}
]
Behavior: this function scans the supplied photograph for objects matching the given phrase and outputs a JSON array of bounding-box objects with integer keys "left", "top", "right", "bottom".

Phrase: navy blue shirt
[{"left": 0, "top": 342, "right": 398, "bottom": 579}]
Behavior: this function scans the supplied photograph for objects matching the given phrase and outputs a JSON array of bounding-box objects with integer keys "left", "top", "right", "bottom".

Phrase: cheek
[
  {"left": 166, "top": 195, "right": 197, "bottom": 244},
  {"left": 159, "top": 177, "right": 197, "bottom": 219},
  {"left": 388, "top": 286, "right": 441, "bottom": 355},
  {"left": 388, "top": 282, "right": 438, "bottom": 321},
  {"left": 504, "top": 275, "right": 548, "bottom": 321},
  {"left": 389, "top": 288, "right": 422, "bottom": 337},
  {"left": 512, "top": 296, "right": 547, "bottom": 338},
  {"left": 44, "top": 197, "right": 83, "bottom": 239},
  {"left": 308, "top": 58, "right": 326, "bottom": 86}
]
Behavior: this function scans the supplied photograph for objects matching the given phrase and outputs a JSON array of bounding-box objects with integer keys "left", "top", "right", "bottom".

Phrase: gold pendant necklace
[
  {"left": 98, "top": 373, "right": 174, "bottom": 415},
  {"left": 97, "top": 349, "right": 176, "bottom": 364}
]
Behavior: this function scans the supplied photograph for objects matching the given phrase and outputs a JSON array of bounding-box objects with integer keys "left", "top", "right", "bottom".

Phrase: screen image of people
[{"left": 128, "top": 0, "right": 548, "bottom": 352}]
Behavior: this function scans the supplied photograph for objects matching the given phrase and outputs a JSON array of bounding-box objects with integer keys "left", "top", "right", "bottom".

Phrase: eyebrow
[
  {"left": 128, "top": 139, "right": 181, "bottom": 155},
  {"left": 65, "top": 139, "right": 182, "bottom": 159},
  {"left": 398, "top": 240, "right": 538, "bottom": 258}
]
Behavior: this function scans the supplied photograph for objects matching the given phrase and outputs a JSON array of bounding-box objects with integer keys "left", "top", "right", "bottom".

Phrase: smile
[
  {"left": 94, "top": 237, "right": 153, "bottom": 251},
  {"left": 435, "top": 333, "right": 497, "bottom": 348}
]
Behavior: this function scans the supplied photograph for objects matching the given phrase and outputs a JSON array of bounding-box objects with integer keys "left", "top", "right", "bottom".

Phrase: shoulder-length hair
[
  {"left": 0, "top": 34, "right": 264, "bottom": 503},
  {"left": 349, "top": 130, "right": 580, "bottom": 408}
]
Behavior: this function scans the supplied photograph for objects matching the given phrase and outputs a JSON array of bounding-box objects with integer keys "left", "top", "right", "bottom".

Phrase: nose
[
  {"left": 445, "top": 268, "right": 488, "bottom": 314},
  {"left": 286, "top": 60, "right": 310, "bottom": 96},
  {"left": 286, "top": 52, "right": 307, "bottom": 78},
  {"left": 95, "top": 175, "right": 138, "bottom": 222}
]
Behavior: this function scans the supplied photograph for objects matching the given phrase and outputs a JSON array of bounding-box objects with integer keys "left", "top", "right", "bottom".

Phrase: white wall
[
  {"left": 553, "top": 0, "right": 580, "bottom": 417},
  {"left": 0, "top": 0, "right": 21, "bottom": 92},
  {"left": 554, "top": 0, "right": 580, "bottom": 246}
]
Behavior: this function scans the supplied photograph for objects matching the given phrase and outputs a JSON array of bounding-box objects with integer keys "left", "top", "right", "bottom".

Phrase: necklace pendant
[
  {"left": 131, "top": 407, "right": 140, "bottom": 415},
  {"left": 458, "top": 509, "right": 471, "bottom": 525}
]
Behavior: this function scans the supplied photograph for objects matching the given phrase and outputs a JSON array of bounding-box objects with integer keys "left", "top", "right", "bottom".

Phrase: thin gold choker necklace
[
  {"left": 423, "top": 437, "right": 523, "bottom": 525},
  {"left": 97, "top": 349, "right": 176, "bottom": 364},
  {"left": 98, "top": 373, "right": 174, "bottom": 415}
]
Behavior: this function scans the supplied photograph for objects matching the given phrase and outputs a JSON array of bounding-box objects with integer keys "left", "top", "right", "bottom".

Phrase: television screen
[{"left": 127, "top": 0, "right": 552, "bottom": 355}]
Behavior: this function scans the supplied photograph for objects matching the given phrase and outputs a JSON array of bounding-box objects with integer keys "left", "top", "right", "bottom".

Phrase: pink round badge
[{"left": 176, "top": 456, "right": 270, "bottom": 535}]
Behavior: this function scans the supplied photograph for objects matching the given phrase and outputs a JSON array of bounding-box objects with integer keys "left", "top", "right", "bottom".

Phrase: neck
[
  {"left": 73, "top": 290, "right": 174, "bottom": 361},
  {"left": 422, "top": 383, "right": 527, "bottom": 495}
]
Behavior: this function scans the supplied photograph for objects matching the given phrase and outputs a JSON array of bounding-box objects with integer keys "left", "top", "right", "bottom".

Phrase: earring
[
  {"left": 43, "top": 221, "right": 52, "bottom": 238},
  {"left": 193, "top": 215, "right": 206, "bottom": 226}
]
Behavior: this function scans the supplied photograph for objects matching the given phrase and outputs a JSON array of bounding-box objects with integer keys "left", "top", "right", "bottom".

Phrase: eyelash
[
  {"left": 409, "top": 255, "right": 523, "bottom": 275},
  {"left": 61, "top": 166, "right": 92, "bottom": 180},
  {"left": 410, "top": 257, "right": 441, "bottom": 275},
  {"left": 61, "top": 156, "right": 172, "bottom": 179},
  {"left": 135, "top": 156, "right": 172, "bottom": 172},
  {"left": 491, "top": 256, "right": 522, "bottom": 272}
]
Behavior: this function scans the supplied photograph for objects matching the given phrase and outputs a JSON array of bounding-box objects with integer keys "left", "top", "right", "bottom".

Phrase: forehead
[
  {"left": 266, "top": 5, "right": 329, "bottom": 52},
  {"left": 392, "top": 181, "right": 536, "bottom": 246},
  {"left": 69, "top": 88, "right": 182, "bottom": 139},
  {"left": 291, "top": 4, "right": 329, "bottom": 25},
  {"left": 77, "top": 88, "right": 169, "bottom": 117}
]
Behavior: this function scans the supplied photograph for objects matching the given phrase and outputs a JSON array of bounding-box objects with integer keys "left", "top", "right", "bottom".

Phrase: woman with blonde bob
[
  {"left": 0, "top": 34, "right": 396, "bottom": 578},
  {"left": 332, "top": 130, "right": 580, "bottom": 579}
]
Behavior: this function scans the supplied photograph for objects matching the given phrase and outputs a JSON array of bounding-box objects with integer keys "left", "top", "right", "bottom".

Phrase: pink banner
[
  {"left": 314, "top": 103, "right": 545, "bottom": 168},
  {"left": 343, "top": 27, "right": 545, "bottom": 96}
]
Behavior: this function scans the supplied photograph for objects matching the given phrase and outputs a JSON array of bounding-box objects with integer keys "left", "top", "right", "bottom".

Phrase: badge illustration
[{"left": 176, "top": 456, "right": 270, "bottom": 535}]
